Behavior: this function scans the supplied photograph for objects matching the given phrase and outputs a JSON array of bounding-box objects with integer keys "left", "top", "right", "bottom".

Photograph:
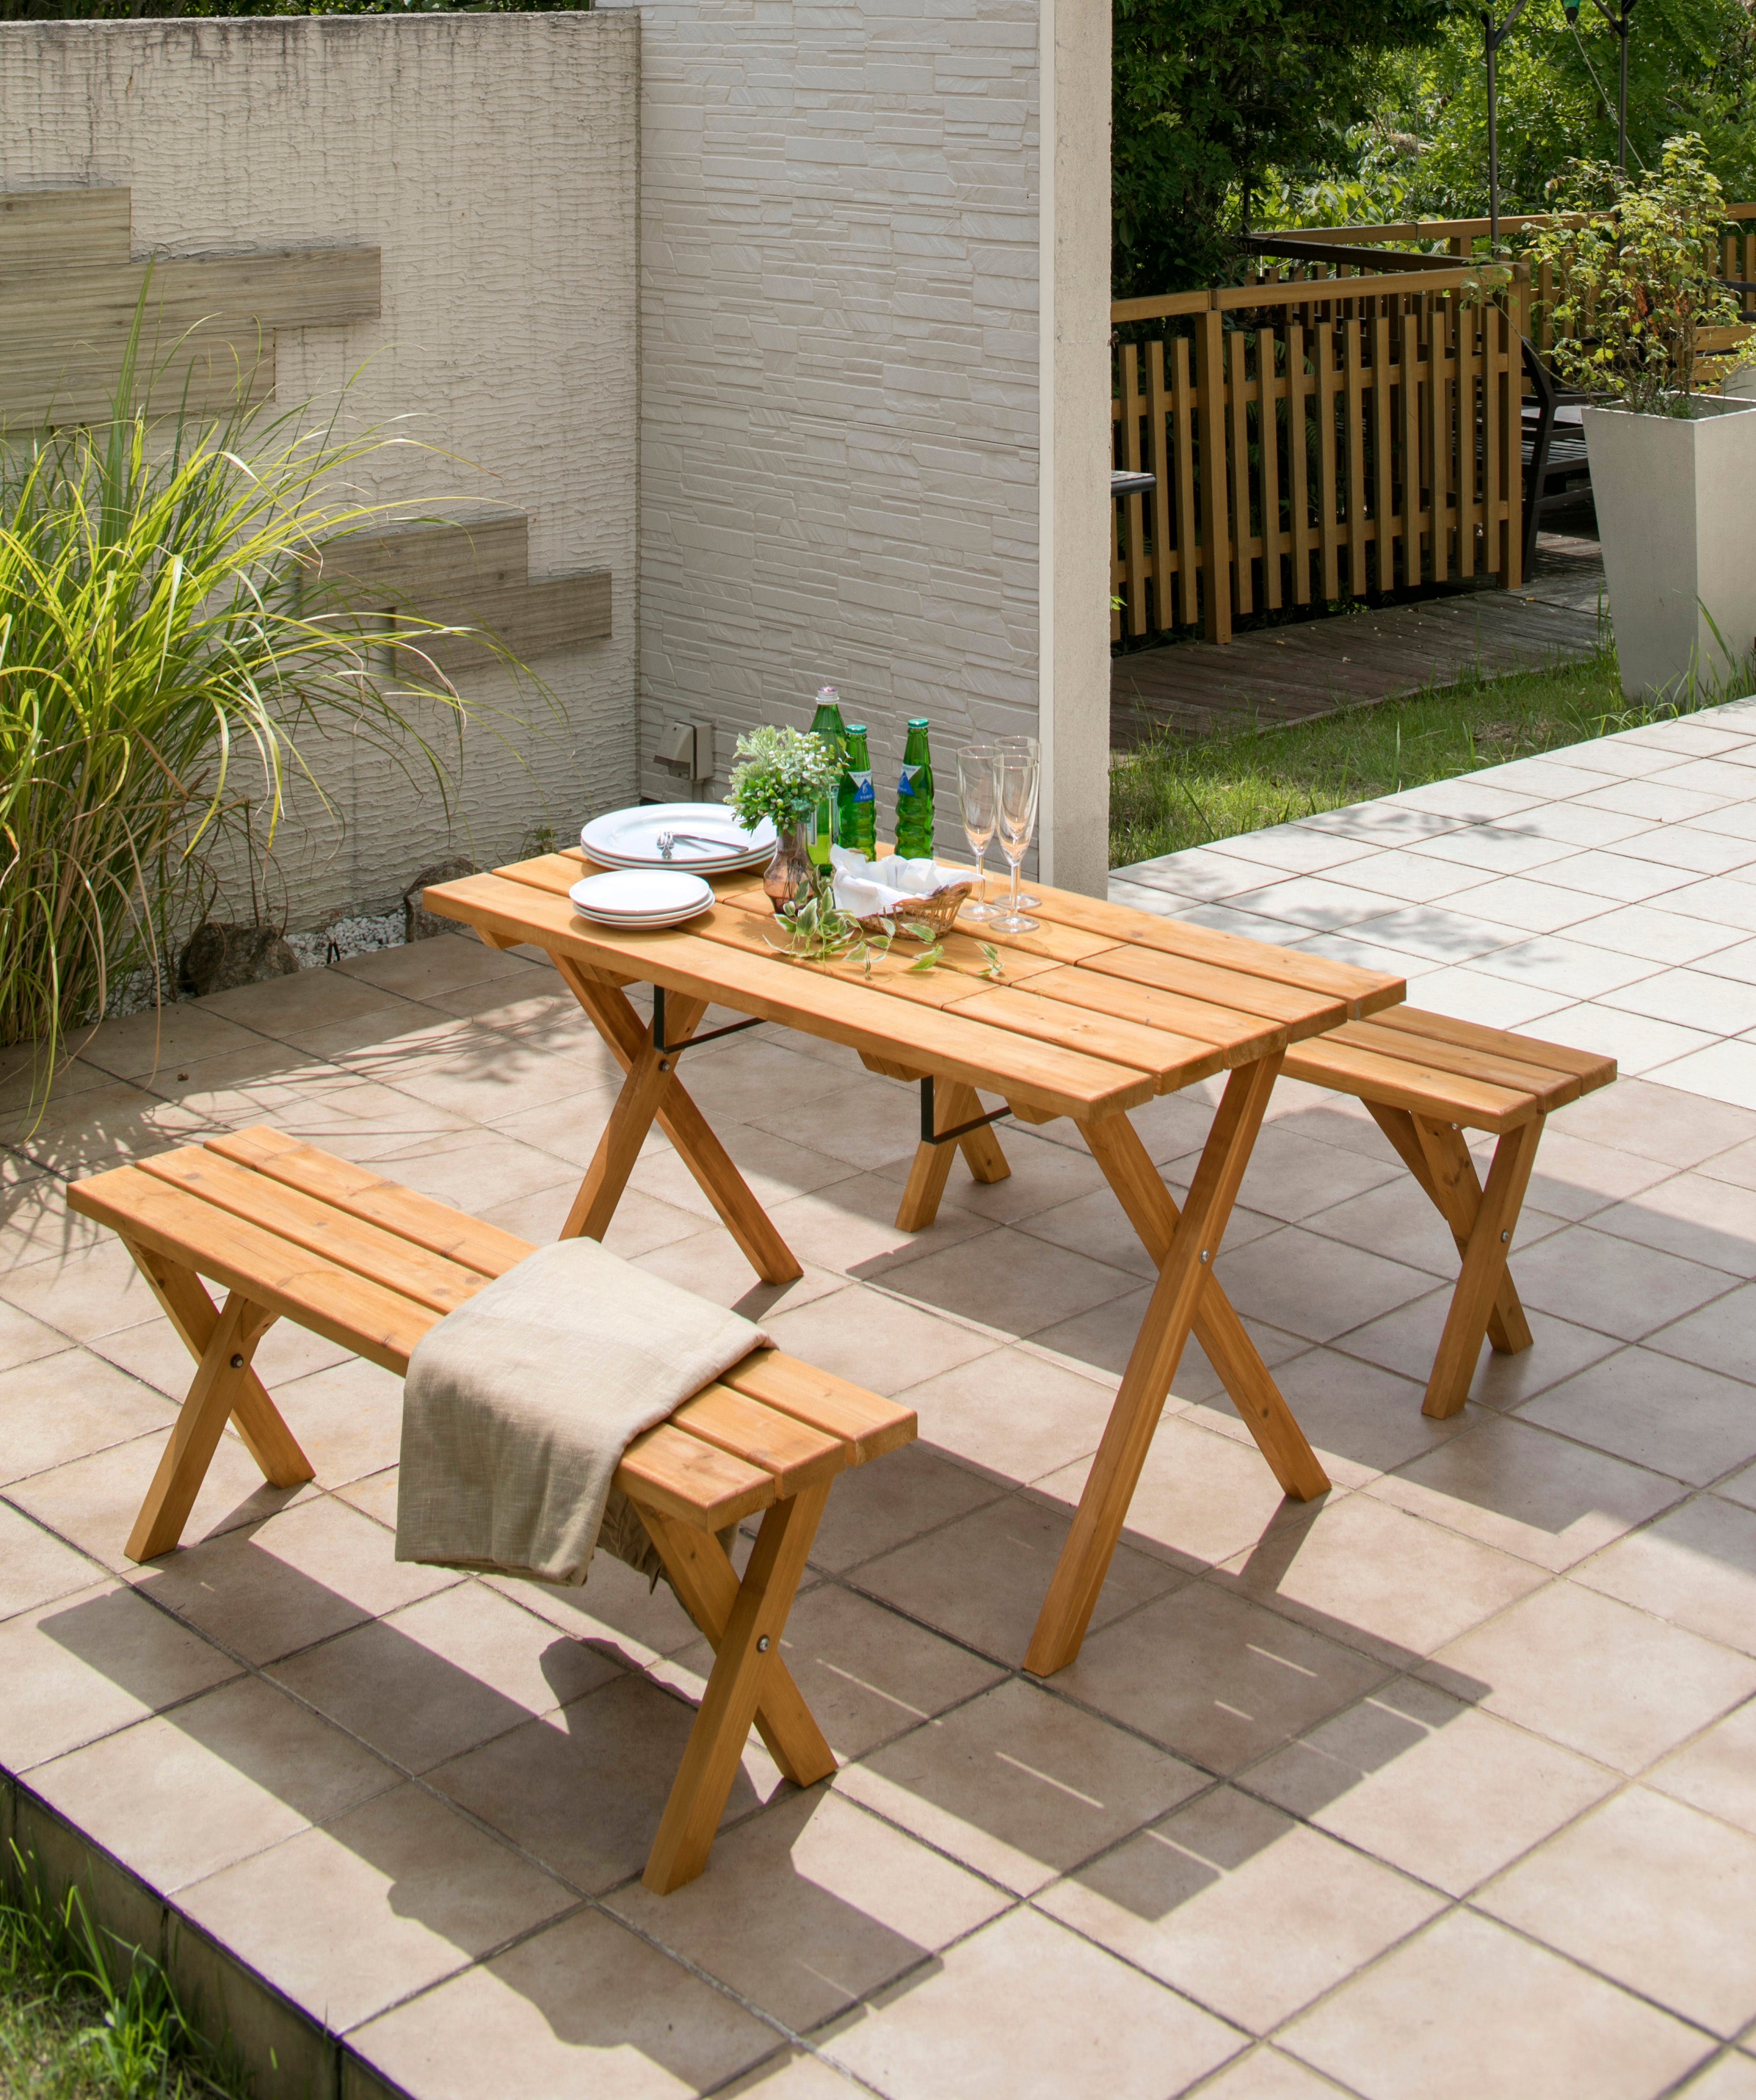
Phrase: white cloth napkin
[{"left": 829, "top": 849, "right": 964, "bottom": 918}]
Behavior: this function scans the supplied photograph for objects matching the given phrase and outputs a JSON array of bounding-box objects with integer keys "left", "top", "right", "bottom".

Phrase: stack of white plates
[
  {"left": 569, "top": 869, "right": 715, "bottom": 931},
  {"left": 581, "top": 803, "right": 773, "bottom": 874}
]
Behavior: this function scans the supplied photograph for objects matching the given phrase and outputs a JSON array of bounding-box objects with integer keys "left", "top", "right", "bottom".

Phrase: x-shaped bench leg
[
  {"left": 1365, "top": 1105, "right": 1542, "bottom": 1419},
  {"left": 1079, "top": 1110, "right": 1330, "bottom": 1504},
  {"left": 119, "top": 1246, "right": 310, "bottom": 1561},
  {"left": 634, "top": 1481, "right": 832, "bottom": 1892},
  {"left": 1027, "top": 1054, "right": 1286, "bottom": 1678},
  {"left": 546, "top": 956, "right": 802, "bottom": 1286}
]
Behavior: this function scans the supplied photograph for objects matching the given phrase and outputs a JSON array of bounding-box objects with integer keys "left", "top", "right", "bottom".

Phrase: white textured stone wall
[
  {"left": 625, "top": 0, "right": 1046, "bottom": 850},
  {"left": 0, "top": 14, "right": 639, "bottom": 932},
  {"left": 625, "top": 0, "right": 1109, "bottom": 888}
]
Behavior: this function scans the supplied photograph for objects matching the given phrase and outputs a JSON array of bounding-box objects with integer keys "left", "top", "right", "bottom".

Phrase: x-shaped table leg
[
  {"left": 1078, "top": 1106, "right": 1330, "bottom": 1505},
  {"left": 547, "top": 955, "right": 802, "bottom": 1286},
  {"left": 632, "top": 1481, "right": 832, "bottom": 1893},
  {"left": 1027, "top": 1053, "right": 1299, "bottom": 1677}
]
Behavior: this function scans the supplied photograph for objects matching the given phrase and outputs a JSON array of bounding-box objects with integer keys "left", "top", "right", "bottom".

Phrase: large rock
[
  {"left": 405, "top": 857, "right": 477, "bottom": 942},
  {"left": 178, "top": 922, "right": 299, "bottom": 998}
]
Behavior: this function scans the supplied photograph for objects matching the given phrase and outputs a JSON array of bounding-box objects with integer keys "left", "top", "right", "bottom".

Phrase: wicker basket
[{"left": 854, "top": 880, "right": 975, "bottom": 942}]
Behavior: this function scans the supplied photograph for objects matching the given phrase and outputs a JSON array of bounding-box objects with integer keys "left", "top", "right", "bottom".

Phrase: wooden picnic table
[{"left": 424, "top": 849, "right": 1406, "bottom": 1676}]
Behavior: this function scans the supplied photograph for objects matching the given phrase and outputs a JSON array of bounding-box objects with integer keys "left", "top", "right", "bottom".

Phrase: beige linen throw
[{"left": 395, "top": 1238, "right": 771, "bottom": 1587}]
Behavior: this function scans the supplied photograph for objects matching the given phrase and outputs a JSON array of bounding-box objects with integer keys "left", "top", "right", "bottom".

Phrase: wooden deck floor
[{"left": 1111, "top": 530, "right": 1605, "bottom": 747}]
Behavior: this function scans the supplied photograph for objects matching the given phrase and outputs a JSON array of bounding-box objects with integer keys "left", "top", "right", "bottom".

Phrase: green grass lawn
[
  {"left": 1108, "top": 642, "right": 1732, "bottom": 869},
  {"left": 1, "top": 1857, "right": 246, "bottom": 2100}
]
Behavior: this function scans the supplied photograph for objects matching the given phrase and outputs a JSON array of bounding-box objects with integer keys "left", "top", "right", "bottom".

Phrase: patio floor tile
[
  {"left": 0, "top": 1298, "right": 84, "bottom": 1372},
  {"left": 429, "top": 1674, "right": 782, "bottom": 1894},
  {"left": 1519, "top": 1346, "right": 1756, "bottom": 1485},
  {"left": 1647, "top": 1698, "right": 1756, "bottom": 1835},
  {"left": 761, "top": 1282, "right": 998, "bottom": 1392},
  {"left": 0, "top": 1581, "right": 240, "bottom": 1770},
  {"left": 28, "top": 1675, "right": 396, "bottom": 1894},
  {"left": 1677, "top": 2058, "right": 1756, "bottom": 2098},
  {"left": 267, "top": 1581, "right": 627, "bottom": 1773},
  {"left": 1246, "top": 1676, "right": 1615, "bottom": 1896},
  {"left": 1472, "top": 934, "right": 1664, "bottom": 1000},
  {"left": 1539, "top": 850, "right": 1698, "bottom": 904},
  {"left": 176, "top": 1781, "right": 574, "bottom": 2035},
  {"left": 873, "top": 1223, "right": 1141, "bottom": 1341},
  {"left": 835, "top": 1675, "right": 1204, "bottom": 1895},
  {"left": 1605, "top": 966, "right": 1756, "bottom": 1034},
  {"left": 1214, "top": 1491, "right": 1547, "bottom": 1666},
  {"left": 1186, "top": 2050, "right": 1357, "bottom": 2099},
  {"left": 1447, "top": 875, "right": 1612, "bottom": 935},
  {"left": 669, "top": 1580, "right": 1005, "bottom": 1762},
  {"left": 0, "top": 1499, "right": 105, "bottom": 1620},
  {"left": 802, "top": 1441, "right": 1006, "bottom": 1574},
  {"left": 132, "top": 1495, "right": 461, "bottom": 1665},
  {"left": 0, "top": 1345, "right": 173, "bottom": 1494},
  {"left": 1392, "top": 962, "right": 1575, "bottom": 1030},
  {"left": 1035, "top": 1414, "right": 1323, "bottom": 1570},
  {"left": 1059, "top": 1582, "right": 1387, "bottom": 1773},
  {"left": 1280, "top": 1908, "right": 1709, "bottom": 2100},
  {"left": 888, "top": 1345, "right": 1119, "bottom": 1484},
  {"left": 606, "top": 1787, "right": 1009, "bottom": 2033},
  {"left": 347, "top": 1905, "right": 777, "bottom": 2100},
  {"left": 1573, "top": 1493, "right": 1756, "bottom": 1654},
  {"left": 817, "top": 1904, "right": 1242, "bottom": 2100},
  {"left": 1648, "top": 1041, "right": 1756, "bottom": 1113},
  {"left": 0, "top": 1235, "right": 159, "bottom": 1340},
  {"left": 1552, "top": 1075, "right": 1756, "bottom": 1167},
  {"left": 853, "top": 1491, "right": 1183, "bottom": 1664},
  {"left": 1037, "top": 1784, "right": 1441, "bottom": 2035},
  {"left": 1480, "top": 1786, "right": 1756, "bottom": 2037},
  {"left": 1423, "top": 1579, "right": 1756, "bottom": 1771},
  {"left": 1365, "top": 1414, "right": 1685, "bottom": 1570},
  {"left": 1502, "top": 1224, "right": 1732, "bottom": 1340},
  {"left": 1543, "top": 1003, "right": 1720, "bottom": 1076},
  {"left": 1589, "top": 1170, "right": 1756, "bottom": 1273},
  {"left": 1334, "top": 1295, "right": 1619, "bottom": 1406},
  {"left": 1211, "top": 1227, "right": 1436, "bottom": 1343}
]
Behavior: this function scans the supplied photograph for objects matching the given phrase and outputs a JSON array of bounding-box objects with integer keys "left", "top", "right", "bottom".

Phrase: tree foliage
[{"left": 1112, "top": 0, "right": 1452, "bottom": 298}]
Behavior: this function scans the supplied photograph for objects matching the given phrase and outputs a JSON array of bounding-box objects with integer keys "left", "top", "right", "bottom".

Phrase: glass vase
[{"left": 763, "top": 820, "right": 816, "bottom": 915}]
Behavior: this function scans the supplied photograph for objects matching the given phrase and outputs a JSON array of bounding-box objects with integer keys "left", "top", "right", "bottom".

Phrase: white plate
[
  {"left": 569, "top": 870, "right": 714, "bottom": 925},
  {"left": 581, "top": 803, "right": 773, "bottom": 870}
]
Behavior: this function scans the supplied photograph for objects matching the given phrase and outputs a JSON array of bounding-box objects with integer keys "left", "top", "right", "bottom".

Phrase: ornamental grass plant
[{"left": 0, "top": 323, "right": 500, "bottom": 1115}]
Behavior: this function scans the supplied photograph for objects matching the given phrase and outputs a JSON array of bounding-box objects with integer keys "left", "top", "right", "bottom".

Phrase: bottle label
[
  {"left": 847, "top": 771, "right": 874, "bottom": 803},
  {"left": 898, "top": 764, "right": 922, "bottom": 797}
]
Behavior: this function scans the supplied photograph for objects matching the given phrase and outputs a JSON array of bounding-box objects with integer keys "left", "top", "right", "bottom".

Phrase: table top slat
[
  {"left": 1281, "top": 1036, "right": 1533, "bottom": 1132},
  {"left": 1075, "top": 943, "right": 1352, "bottom": 1035},
  {"left": 941, "top": 983, "right": 1226, "bottom": 1090},
  {"left": 1368, "top": 1004, "right": 1614, "bottom": 1085},
  {"left": 1334, "top": 1019, "right": 1587, "bottom": 1110},
  {"left": 1022, "top": 964, "right": 1288, "bottom": 1066},
  {"left": 1021, "top": 881, "right": 1404, "bottom": 1016}
]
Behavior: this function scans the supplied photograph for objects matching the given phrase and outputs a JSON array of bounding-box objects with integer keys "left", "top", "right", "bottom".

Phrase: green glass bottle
[
  {"left": 808, "top": 686, "right": 847, "bottom": 866},
  {"left": 837, "top": 723, "right": 877, "bottom": 857},
  {"left": 894, "top": 717, "right": 934, "bottom": 857}
]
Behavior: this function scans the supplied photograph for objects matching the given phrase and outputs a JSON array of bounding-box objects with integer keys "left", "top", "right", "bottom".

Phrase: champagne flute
[
  {"left": 995, "top": 733, "right": 1042, "bottom": 908},
  {"left": 993, "top": 749, "right": 1041, "bottom": 933},
  {"left": 956, "top": 744, "right": 999, "bottom": 920}
]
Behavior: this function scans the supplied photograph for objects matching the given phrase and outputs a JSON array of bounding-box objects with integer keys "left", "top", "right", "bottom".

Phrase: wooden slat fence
[{"left": 1112, "top": 266, "right": 1528, "bottom": 647}]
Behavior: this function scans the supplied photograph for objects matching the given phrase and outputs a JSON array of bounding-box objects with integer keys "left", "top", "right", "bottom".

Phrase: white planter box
[{"left": 1582, "top": 396, "right": 1756, "bottom": 700}]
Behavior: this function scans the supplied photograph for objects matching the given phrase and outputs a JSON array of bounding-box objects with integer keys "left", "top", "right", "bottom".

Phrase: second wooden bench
[{"left": 1282, "top": 1006, "right": 1614, "bottom": 1418}]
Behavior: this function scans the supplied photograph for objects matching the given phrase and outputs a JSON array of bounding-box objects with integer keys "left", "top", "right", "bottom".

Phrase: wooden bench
[
  {"left": 67, "top": 1125, "right": 916, "bottom": 1894},
  {"left": 1281, "top": 1008, "right": 1615, "bottom": 1419}
]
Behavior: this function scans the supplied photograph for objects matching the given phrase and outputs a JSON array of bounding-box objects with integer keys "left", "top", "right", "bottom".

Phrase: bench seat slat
[
  {"left": 1320, "top": 1019, "right": 1587, "bottom": 1112},
  {"left": 1366, "top": 1004, "right": 1615, "bottom": 1088},
  {"left": 669, "top": 1384, "right": 849, "bottom": 1496},
  {"left": 616, "top": 1421, "right": 777, "bottom": 1528},
  {"left": 67, "top": 1165, "right": 437, "bottom": 1373},
  {"left": 720, "top": 1350, "right": 917, "bottom": 1463},
  {"left": 1283, "top": 1036, "right": 1533, "bottom": 1132},
  {"left": 205, "top": 1129, "right": 534, "bottom": 1277},
  {"left": 139, "top": 1149, "right": 493, "bottom": 1316}
]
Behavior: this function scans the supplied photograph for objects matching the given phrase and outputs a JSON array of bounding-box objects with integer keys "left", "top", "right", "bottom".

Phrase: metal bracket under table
[
  {"left": 652, "top": 984, "right": 766, "bottom": 1057},
  {"left": 919, "top": 1073, "right": 1012, "bottom": 1147}
]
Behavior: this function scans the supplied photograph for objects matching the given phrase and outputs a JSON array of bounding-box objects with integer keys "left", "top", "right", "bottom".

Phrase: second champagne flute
[
  {"left": 956, "top": 744, "right": 998, "bottom": 919},
  {"left": 995, "top": 733, "right": 1042, "bottom": 907},
  {"left": 992, "top": 748, "right": 1040, "bottom": 933}
]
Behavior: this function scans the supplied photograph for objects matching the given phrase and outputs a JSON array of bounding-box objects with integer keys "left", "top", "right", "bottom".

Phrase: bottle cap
[
  {"left": 846, "top": 722, "right": 867, "bottom": 734},
  {"left": 907, "top": 716, "right": 929, "bottom": 728},
  {"left": 816, "top": 685, "right": 840, "bottom": 703}
]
